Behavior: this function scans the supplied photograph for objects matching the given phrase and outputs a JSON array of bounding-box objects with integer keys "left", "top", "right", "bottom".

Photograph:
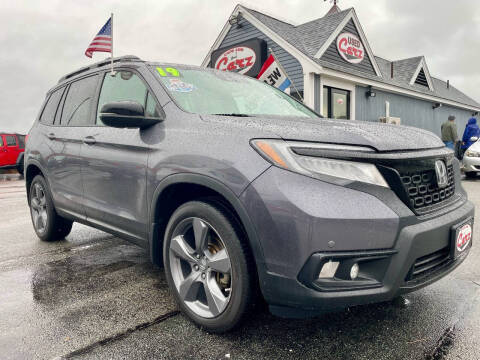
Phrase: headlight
[
  {"left": 251, "top": 139, "right": 389, "bottom": 188},
  {"left": 465, "top": 150, "right": 480, "bottom": 157}
]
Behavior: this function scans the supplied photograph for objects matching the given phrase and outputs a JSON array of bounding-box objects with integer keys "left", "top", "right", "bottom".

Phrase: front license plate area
[{"left": 451, "top": 218, "right": 473, "bottom": 259}]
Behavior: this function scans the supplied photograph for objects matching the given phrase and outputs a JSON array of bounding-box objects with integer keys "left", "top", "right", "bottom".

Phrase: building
[{"left": 202, "top": 4, "right": 480, "bottom": 137}]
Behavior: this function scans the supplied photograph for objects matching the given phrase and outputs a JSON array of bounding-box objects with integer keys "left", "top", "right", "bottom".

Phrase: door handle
[
  {"left": 83, "top": 136, "right": 96, "bottom": 145},
  {"left": 47, "top": 133, "right": 56, "bottom": 140}
]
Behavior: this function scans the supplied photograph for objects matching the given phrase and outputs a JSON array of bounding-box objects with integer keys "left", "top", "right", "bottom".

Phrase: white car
[{"left": 463, "top": 136, "right": 480, "bottom": 177}]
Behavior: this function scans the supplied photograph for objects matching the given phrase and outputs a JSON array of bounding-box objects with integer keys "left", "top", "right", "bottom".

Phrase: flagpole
[
  {"left": 110, "top": 12, "right": 114, "bottom": 75},
  {"left": 268, "top": 47, "right": 303, "bottom": 102}
]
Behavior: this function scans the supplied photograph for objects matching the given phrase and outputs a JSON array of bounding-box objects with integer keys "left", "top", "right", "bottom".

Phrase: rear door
[
  {"left": 4, "top": 135, "right": 19, "bottom": 165},
  {"left": 43, "top": 74, "right": 100, "bottom": 218},
  {"left": 80, "top": 69, "right": 161, "bottom": 242}
]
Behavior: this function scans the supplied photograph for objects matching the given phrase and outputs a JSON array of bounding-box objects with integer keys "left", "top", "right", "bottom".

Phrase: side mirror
[
  {"left": 100, "top": 101, "right": 163, "bottom": 129},
  {"left": 470, "top": 136, "right": 479, "bottom": 142}
]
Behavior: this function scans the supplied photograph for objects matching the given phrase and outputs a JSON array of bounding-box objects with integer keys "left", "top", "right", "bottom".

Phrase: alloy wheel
[
  {"left": 30, "top": 182, "right": 48, "bottom": 234},
  {"left": 169, "top": 217, "right": 232, "bottom": 318}
]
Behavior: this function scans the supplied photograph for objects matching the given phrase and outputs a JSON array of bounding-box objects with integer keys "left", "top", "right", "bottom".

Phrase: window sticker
[
  {"left": 156, "top": 67, "right": 181, "bottom": 77},
  {"left": 166, "top": 78, "right": 195, "bottom": 93}
]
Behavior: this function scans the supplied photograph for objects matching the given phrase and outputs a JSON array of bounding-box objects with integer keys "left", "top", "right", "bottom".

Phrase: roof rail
[{"left": 58, "top": 55, "right": 142, "bottom": 83}]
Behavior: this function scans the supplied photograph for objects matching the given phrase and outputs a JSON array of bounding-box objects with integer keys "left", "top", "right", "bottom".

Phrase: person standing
[
  {"left": 461, "top": 117, "right": 480, "bottom": 150},
  {"left": 441, "top": 115, "right": 458, "bottom": 150}
]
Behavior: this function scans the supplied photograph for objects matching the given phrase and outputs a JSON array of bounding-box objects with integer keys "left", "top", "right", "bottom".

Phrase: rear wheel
[
  {"left": 163, "top": 200, "right": 252, "bottom": 332},
  {"left": 29, "top": 175, "right": 73, "bottom": 241}
]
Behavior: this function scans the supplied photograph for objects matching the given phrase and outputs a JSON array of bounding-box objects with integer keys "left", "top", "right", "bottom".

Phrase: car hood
[{"left": 202, "top": 115, "right": 444, "bottom": 152}]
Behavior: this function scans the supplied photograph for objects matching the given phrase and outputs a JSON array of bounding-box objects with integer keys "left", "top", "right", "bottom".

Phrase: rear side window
[
  {"left": 6, "top": 136, "right": 17, "bottom": 146},
  {"left": 96, "top": 71, "right": 149, "bottom": 125},
  {"left": 40, "top": 87, "right": 64, "bottom": 125},
  {"left": 0, "top": 136, "right": 3, "bottom": 147},
  {"left": 61, "top": 75, "right": 99, "bottom": 126}
]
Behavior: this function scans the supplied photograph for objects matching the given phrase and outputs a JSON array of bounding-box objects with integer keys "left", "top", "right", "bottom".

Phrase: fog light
[
  {"left": 319, "top": 261, "right": 339, "bottom": 278},
  {"left": 350, "top": 263, "right": 359, "bottom": 279}
]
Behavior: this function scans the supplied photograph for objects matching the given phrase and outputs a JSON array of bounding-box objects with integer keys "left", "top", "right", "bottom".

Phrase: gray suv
[{"left": 25, "top": 56, "right": 474, "bottom": 332}]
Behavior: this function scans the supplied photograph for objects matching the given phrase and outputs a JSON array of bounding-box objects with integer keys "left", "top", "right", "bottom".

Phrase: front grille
[
  {"left": 400, "top": 165, "right": 455, "bottom": 210},
  {"left": 405, "top": 246, "right": 452, "bottom": 282}
]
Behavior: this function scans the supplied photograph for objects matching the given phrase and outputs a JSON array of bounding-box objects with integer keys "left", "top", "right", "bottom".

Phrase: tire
[
  {"left": 163, "top": 200, "right": 253, "bottom": 332},
  {"left": 29, "top": 175, "right": 73, "bottom": 241},
  {"left": 465, "top": 172, "right": 477, "bottom": 178}
]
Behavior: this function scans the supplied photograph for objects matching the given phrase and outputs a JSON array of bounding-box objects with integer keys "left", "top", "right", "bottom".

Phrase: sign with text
[
  {"left": 336, "top": 32, "right": 364, "bottom": 64},
  {"left": 257, "top": 54, "right": 291, "bottom": 92},
  {"left": 210, "top": 38, "right": 267, "bottom": 77}
]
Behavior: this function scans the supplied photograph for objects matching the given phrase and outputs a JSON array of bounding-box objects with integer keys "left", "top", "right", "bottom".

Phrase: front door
[
  {"left": 322, "top": 86, "right": 350, "bottom": 120},
  {"left": 81, "top": 69, "right": 160, "bottom": 243},
  {"left": 4, "top": 135, "right": 19, "bottom": 165}
]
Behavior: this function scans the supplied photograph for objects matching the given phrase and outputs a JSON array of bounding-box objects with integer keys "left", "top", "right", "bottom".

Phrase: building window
[{"left": 322, "top": 86, "right": 350, "bottom": 119}]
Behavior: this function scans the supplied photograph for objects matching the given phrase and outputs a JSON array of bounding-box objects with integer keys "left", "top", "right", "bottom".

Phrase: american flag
[{"left": 85, "top": 17, "right": 112, "bottom": 58}]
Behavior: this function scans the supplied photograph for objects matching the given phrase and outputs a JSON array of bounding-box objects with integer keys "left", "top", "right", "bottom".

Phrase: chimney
[
  {"left": 447, "top": 80, "right": 450, "bottom": 89},
  {"left": 391, "top": 63, "right": 394, "bottom": 78}
]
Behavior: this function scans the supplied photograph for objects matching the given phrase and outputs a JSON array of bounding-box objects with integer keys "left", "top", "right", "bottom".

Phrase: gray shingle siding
[
  {"left": 214, "top": 17, "right": 304, "bottom": 91},
  {"left": 320, "top": 19, "right": 377, "bottom": 76},
  {"left": 356, "top": 86, "right": 474, "bottom": 137}
]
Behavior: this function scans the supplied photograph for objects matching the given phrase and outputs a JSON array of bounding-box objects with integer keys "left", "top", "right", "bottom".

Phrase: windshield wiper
[{"left": 212, "top": 113, "right": 253, "bottom": 117}]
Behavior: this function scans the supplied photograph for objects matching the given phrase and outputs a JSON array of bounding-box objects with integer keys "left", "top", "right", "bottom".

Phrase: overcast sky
[{"left": 1, "top": 0, "right": 479, "bottom": 133}]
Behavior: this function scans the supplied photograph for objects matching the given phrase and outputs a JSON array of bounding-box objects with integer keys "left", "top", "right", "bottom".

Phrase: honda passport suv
[{"left": 25, "top": 56, "right": 473, "bottom": 332}]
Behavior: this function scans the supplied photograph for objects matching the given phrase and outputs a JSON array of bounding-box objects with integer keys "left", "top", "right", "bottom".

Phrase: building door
[{"left": 322, "top": 86, "right": 350, "bottom": 120}]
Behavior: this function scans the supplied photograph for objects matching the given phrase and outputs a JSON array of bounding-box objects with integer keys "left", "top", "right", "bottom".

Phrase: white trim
[
  {"left": 313, "top": 9, "right": 382, "bottom": 78},
  {"left": 319, "top": 67, "right": 480, "bottom": 112},
  {"left": 409, "top": 57, "right": 434, "bottom": 91}
]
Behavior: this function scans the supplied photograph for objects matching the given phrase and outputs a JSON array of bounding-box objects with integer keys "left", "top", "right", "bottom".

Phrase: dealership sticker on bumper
[{"left": 451, "top": 219, "right": 473, "bottom": 259}]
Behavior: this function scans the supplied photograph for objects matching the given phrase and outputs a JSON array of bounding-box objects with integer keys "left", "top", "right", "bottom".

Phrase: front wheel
[
  {"left": 163, "top": 200, "right": 253, "bottom": 332},
  {"left": 29, "top": 175, "right": 73, "bottom": 241}
]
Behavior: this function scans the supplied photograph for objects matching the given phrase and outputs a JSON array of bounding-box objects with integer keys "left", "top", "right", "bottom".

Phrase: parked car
[
  {"left": 0, "top": 133, "right": 25, "bottom": 175},
  {"left": 25, "top": 56, "right": 473, "bottom": 332},
  {"left": 462, "top": 136, "right": 480, "bottom": 177}
]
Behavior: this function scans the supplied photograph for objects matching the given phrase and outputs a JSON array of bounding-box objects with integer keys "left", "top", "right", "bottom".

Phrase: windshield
[{"left": 151, "top": 65, "right": 317, "bottom": 118}]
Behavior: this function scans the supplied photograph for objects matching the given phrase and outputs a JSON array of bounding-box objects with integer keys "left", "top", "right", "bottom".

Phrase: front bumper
[
  {"left": 463, "top": 155, "right": 480, "bottom": 172},
  {"left": 240, "top": 166, "right": 473, "bottom": 316}
]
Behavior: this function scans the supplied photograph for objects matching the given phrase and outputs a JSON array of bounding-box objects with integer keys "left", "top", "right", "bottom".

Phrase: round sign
[
  {"left": 214, "top": 46, "right": 257, "bottom": 75},
  {"left": 456, "top": 224, "right": 472, "bottom": 252},
  {"left": 336, "top": 32, "right": 364, "bottom": 64}
]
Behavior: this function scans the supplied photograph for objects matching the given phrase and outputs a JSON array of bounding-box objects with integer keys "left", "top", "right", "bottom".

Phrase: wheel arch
[
  {"left": 25, "top": 160, "right": 47, "bottom": 204},
  {"left": 149, "top": 173, "right": 266, "bottom": 275}
]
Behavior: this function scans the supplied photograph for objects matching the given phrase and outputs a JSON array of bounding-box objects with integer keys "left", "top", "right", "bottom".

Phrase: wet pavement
[{"left": 0, "top": 178, "right": 479, "bottom": 359}]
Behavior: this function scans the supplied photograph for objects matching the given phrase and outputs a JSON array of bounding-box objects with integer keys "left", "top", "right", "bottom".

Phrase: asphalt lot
[{"left": 0, "top": 177, "right": 479, "bottom": 360}]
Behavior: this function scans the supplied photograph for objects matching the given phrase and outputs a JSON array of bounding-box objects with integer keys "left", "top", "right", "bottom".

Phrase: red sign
[
  {"left": 456, "top": 224, "right": 472, "bottom": 252},
  {"left": 336, "top": 32, "right": 364, "bottom": 64},
  {"left": 214, "top": 46, "right": 257, "bottom": 75}
]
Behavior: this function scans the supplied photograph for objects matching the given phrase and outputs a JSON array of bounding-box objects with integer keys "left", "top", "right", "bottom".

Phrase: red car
[{"left": 0, "top": 133, "right": 25, "bottom": 175}]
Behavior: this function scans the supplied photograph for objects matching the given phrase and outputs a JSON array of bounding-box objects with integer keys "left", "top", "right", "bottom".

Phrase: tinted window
[
  {"left": 40, "top": 87, "right": 64, "bottom": 125},
  {"left": 6, "top": 136, "right": 17, "bottom": 146},
  {"left": 61, "top": 75, "right": 98, "bottom": 126},
  {"left": 0, "top": 136, "right": 3, "bottom": 147},
  {"left": 96, "top": 71, "right": 148, "bottom": 125}
]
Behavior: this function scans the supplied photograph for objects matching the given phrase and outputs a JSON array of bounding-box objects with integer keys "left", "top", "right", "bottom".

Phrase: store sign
[
  {"left": 214, "top": 46, "right": 256, "bottom": 75},
  {"left": 336, "top": 32, "right": 364, "bottom": 64},
  {"left": 210, "top": 38, "right": 267, "bottom": 77}
]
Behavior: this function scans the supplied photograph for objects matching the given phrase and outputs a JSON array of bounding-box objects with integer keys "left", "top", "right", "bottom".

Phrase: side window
[
  {"left": 0, "top": 136, "right": 3, "bottom": 147},
  {"left": 61, "top": 75, "right": 99, "bottom": 126},
  {"left": 6, "top": 136, "right": 17, "bottom": 146},
  {"left": 39, "top": 87, "right": 65, "bottom": 125},
  {"left": 96, "top": 71, "right": 149, "bottom": 125}
]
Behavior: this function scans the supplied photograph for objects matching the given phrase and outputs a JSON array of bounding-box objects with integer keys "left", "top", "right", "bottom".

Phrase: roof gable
[
  {"left": 319, "top": 18, "right": 377, "bottom": 76},
  {"left": 313, "top": 9, "right": 382, "bottom": 77},
  {"left": 409, "top": 57, "right": 434, "bottom": 91}
]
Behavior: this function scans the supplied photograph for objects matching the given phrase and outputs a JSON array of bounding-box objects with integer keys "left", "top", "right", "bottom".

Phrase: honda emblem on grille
[{"left": 435, "top": 160, "right": 448, "bottom": 188}]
